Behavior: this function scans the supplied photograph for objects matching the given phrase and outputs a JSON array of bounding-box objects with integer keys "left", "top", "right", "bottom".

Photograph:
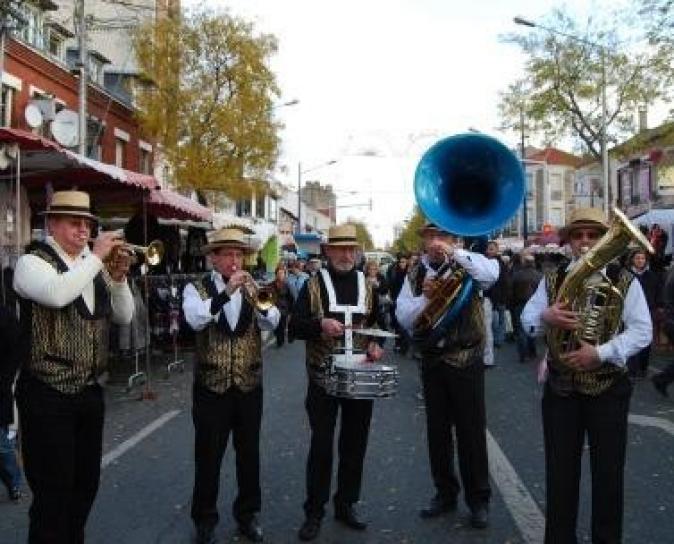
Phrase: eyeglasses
[{"left": 570, "top": 229, "right": 601, "bottom": 242}]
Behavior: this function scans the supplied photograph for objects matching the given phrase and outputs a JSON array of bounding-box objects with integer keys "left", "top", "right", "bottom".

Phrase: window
[
  {"left": 115, "top": 139, "right": 126, "bottom": 168},
  {"left": 255, "top": 192, "right": 265, "bottom": 219},
  {"left": 86, "top": 120, "right": 103, "bottom": 159},
  {"left": 236, "top": 198, "right": 252, "bottom": 217},
  {"left": 1, "top": 85, "right": 12, "bottom": 127},
  {"left": 139, "top": 149, "right": 151, "bottom": 174},
  {"left": 48, "top": 32, "right": 63, "bottom": 59},
  {"left": 550, "top": 173, "right": 563, "bottom": 201},
  {"left": 526, "top": 173, "right": 534, "bottom": 199},
  {"left": 18, "top": 4, "right": 44, "bottom": 49}
]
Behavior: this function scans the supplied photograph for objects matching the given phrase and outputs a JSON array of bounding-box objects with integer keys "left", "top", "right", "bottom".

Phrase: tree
[
  {"left": 133, "top": 8, "right": 281, "bottom": 196},
  {"left": 391, "top": 206, "right": 425, "bottom": 254},
  {"left": 640, "top": 0, "right": 674, "bottom": 47},
  {"left": 346, "top": 219, "right": 375, "bottom": 251},
  {"left": 499, "top": 8, "right": 674, "bottom": 160}
]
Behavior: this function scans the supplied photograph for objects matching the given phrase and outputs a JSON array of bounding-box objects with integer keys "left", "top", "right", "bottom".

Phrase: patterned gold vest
[
  {"left": 304, "top": 271, "right": 374, "bottom": 386},
  {"left": 19, "top": 242, "right": 111, "bottom": 394},
  {"left": 544, "top": 264, "right": 632, "bottom": 396},
  {"left": 193, "top": 277, "right": 262, "bottom": 394},
  {"left": 408, "top": 261, "right": 486, "bottom": 368}
]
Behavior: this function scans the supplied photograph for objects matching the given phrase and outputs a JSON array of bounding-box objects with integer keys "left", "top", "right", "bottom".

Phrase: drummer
[{"left": 289, "top": 224, "right": 384, "bottom": 541}]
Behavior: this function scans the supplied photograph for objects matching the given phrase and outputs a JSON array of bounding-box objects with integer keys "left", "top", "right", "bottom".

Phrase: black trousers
[
  {"left": 421, "top": 357, "right": 491, "bottom": 509},
  {"left": 303, "top": 381, "right": 373, "bottom": 518},
  {"left": 16, "top": 373, "right": 104, "bottom": 544},
  {"left": 275, "top": 313, "right": 288, "bottom": 347},
  {"left": 627, "top": 344, "right": 651, "bottom": 375},
  {"left": 191, "top": 384, "right": 262, "bottom": 529},
  {"left": 542, "top": 377, "right": 632, "bottom": 544}
]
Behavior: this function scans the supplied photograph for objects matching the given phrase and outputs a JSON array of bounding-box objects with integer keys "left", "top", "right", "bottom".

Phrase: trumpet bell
[
  {"left": 414, "top": 133, "right": 525, "bottom": 236},
  {"left": 145, "top": 240, "right": 165, "bottom": 267}
]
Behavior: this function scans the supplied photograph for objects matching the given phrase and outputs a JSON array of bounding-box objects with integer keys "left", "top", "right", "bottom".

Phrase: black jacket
[{"left": 0, "top": 305, "right": 20, "bottom": 427}]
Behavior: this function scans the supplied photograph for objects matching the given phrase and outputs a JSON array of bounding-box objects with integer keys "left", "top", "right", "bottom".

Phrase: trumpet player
[
  {"left": 182, "top": 228, "right": 280, "bottom": 544},
  {"left": 13, "top": 190, "right": 134, "bottom": 543},
  {"left": 396, "top": 221, "right": 498, "bottom": 530},
  {"left": 521, "top": 208, "right": 652, "bottom": 544}
]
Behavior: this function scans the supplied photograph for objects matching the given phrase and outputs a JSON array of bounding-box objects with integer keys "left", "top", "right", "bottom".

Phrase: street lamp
[
  {"left": 297, "top": 159, "right": 338, "bottom": 233},
  {"left": 274, "top": 98, "right": 300, "bottom": 109},
  {"left": 514, "top": 15, "right": 609, "bottom": 219}
]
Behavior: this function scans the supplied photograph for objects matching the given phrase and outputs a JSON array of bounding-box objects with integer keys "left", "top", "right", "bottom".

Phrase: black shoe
[
  {"left": 652, "top": 376, "right": 669, "bottom": 397},
  {"left": 298, "top": 516, "right": 321, "bottom": 541},
  {"left": 194, "top": 525, "right": 215, "bottom": 544},
  {"left": 9, "top": 487, "right": 21, "bottom": 503},
  {"left": 334, "top": 504, "right": 367, "bottom": 531},
  {"left": 470, "top": 504, "right": 489, "bottom": 529},
  {"left": 419, "top": 494, "right": 457, "bottom": 519},
  {"left": 238, "top": 515, "right": 263, "bottom": 542}
]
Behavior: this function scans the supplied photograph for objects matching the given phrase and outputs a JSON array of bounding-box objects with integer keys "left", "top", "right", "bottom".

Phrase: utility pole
[
  {"left": 297, "top": 162, "right": 302, "bottom": 234},
  {"left": 76, "top": 0, "right": 87, "bottom": 156},
  {"left": 520, "top": 107, "right": 528, "bottom": 241}
]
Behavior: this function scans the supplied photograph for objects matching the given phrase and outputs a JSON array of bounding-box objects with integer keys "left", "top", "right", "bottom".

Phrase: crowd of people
[{"left": 2, "top": 191, "right": 674, "bottom": 544}]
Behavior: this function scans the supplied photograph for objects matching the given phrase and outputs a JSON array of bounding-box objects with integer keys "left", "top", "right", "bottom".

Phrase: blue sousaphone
[{"left": 413, "top": 133, "right": 525, "bottom": 344}]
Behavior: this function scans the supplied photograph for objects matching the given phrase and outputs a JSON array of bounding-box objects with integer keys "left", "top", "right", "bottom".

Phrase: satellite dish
[
  {"left": 51, "top": 109, "right": 79, "bottom": 148},
  {"left": 24, "top": 103, "right": 43, "bottom": 128}
]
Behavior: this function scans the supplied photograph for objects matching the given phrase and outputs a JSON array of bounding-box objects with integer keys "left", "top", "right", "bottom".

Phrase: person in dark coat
[
  {"left": 509, "top": 251, "right": 542, "bottom": 362},
  {"left": 386, "top": 253, "right": 410, "bottom": 353},
  {"left": 0, "top": 304, "right": 22, "bottom": 502},
  {"left": 653, "top": 264, "right": 674, "bottom": 397},
  {"left": 269, "top": 264, "right": 294, "bottom": 347},
  {"left": 627, "top": 249, "right": 661, "bottom": 377}
]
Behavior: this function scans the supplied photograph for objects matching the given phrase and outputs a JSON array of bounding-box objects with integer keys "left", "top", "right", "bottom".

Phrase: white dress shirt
[
  {"left": 520, "top": 263, "right": 652, "bottom": 367},
  {"left": 13, "top": 237, "right": 133, "bottom": 325},
  {"left": 396, "top": 249, "right": 499, "bottom": 335},
  {"left": 183, "top": 270, "right": 280, "bottom": 332}
]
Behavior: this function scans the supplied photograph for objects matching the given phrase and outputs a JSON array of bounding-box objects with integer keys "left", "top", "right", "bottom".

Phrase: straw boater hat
[
  {"left": 559, "top": 207, "right": 609, "bottom": 241},
  {"left": 201, "top": 228, "right": 255, "bottom": 255},
  {"left": 39, "top": 190, "right": 98, "bottom": 222},
  {"left": 321, "top": 224, "right": 361, "bottom": 248}
]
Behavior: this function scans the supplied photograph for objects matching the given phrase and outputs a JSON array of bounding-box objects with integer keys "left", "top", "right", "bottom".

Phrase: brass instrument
[
  {"left": 108, "top": 240, "right": 165, "bottom": 267},
  {"left": 547, "top": 207, "right": 654, "bottom": 362},
  {"left": 241, "top": 273, "right": 276, "bottom": 312}
]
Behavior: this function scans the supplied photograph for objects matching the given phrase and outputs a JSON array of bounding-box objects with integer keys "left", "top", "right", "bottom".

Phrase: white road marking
[
  {"left": 101, "top": 410, "right": 181, "bottom": 469},
  {"left": 629, "top": 414, "right": 674, "bottom": 436},
  {"left": 486, "top": 429, "right": 546, "bottom": 544}
]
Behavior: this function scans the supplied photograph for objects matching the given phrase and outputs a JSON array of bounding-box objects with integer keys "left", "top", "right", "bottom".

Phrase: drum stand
[
  {"left": 126, "top": 349, "right": 146, "bottom": 392},
  {"left": 166, "top": 328, "right": 184, "bottom": 375}
]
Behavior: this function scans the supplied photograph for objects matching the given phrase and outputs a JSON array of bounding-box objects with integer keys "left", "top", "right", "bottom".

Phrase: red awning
[
  {"left": 0, "top": 127, "right": 158, "bottom": 191},
  {"left": 147, "top": 189, "right": 212, "bottom": 222}
]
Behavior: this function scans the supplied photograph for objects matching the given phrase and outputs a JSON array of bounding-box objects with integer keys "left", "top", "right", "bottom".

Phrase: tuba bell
[{"left": 413, "top": 133, "right": 525, "bottom": 337}]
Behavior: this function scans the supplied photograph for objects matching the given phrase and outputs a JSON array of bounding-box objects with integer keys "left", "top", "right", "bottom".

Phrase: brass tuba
[{"left": 547, "top": 207, "right": 654, "bottom": 362}]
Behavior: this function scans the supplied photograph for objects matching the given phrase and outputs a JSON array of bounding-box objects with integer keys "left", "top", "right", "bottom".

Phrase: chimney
[{"left": 638, "top": 106, "right": 648, "bottom": 133}]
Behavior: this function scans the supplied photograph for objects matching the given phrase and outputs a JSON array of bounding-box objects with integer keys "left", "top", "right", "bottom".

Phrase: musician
[
  {"left": 289, "top": 224, "right": 384, "bottom": 542},
  {"left": 521, "top": 207, "right": 652, "bottom": 543},
  {"left": 396, "top": 221, "right": 498, "bottom": 529},
  {"left": 13, "top": 190, "right": 133, "bottom": 543},
  {"left": 182, "top": 228, "right": 280, "bottom": 544}
]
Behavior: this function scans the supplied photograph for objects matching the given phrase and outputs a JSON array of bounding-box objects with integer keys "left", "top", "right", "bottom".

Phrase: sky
[{"left": 187, "top": 0, "right": 665, "bottom": 247}]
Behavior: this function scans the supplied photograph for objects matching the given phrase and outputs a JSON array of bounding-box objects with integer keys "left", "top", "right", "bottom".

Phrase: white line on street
[
  {"left": 629, "top": 414, "right": 674, "bottom": 436},
  {"left": 486, "top": 429, "right": 546, "bottom": 544},
  {"left": 101, "top": 410, "right": 181, "bottom": 469}
]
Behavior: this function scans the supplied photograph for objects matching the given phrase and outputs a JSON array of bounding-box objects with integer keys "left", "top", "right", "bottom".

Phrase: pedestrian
[
  {"left": 484, "top": 241, "right": 509, "bottom": 351},
  {"left": 0, "top": 304, "right": 22, "bottom": 503},
  {"left": 290, "top": 224, "right": 384, "bottom": 542},
  {"left": 386, "top": 252, "right": 410, "bottom": 354},
  {"left": 307, "top": 257, "right": 322, "bottom": 277},
  {"left": 396, "top": 221, "right": 498, "bottom": 530},
  {"left": 627, "top": 249, "right": 660, "bottom": 378},
  {"left": 364, "top": 259, "right": 389, "bottom": 344},
  {"left": 182, "top": 228, "right": 281, "bottom": 544},
  {"left": 521, "top": 207, "right": 652, "bottom": 543},
  {"left": 510, "top": 250, "right": 542, "bottom": 362},
  {"left": 13, "top": 190, "right": 134, "bottom": 542},
  {"left": 652, "top": 264, "right": 674, "bottom": 397},
  {"left": 269, "top": 264, "right": 293, "bottom": 347},
  {"left": 287, "top": 258, "right": 310, "bottom": 303}
]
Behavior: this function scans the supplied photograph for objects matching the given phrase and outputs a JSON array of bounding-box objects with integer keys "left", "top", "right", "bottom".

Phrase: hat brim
[
  {"left": 202, "top": 241, "right": 256, "bottom": 255},
  {"left": 320, "top": 241, "right": 361, "bottom": 248},
  {"left": 559, "top": 221, "right": 608, "bottom": 241},
  {"left": 39, "top": 210, "right": 99, "bottom": 222}
]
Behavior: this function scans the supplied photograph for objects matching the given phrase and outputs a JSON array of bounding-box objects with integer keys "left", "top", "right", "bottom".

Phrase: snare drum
[{"left": 324, "top": 353, "right": 399, "bottom": 399}]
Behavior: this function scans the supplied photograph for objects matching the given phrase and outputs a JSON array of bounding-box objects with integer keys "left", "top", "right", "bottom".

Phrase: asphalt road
[{"left": 1, "top": 338, "right": 673, "bottom": 543}]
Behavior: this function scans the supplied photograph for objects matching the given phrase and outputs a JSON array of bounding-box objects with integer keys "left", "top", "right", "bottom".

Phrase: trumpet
[
  {"left": 99, "top": 238, "right": 165, "bottom": 267},
  {"left": 234, "top": 268, "right": 276, "bottom": 311}
]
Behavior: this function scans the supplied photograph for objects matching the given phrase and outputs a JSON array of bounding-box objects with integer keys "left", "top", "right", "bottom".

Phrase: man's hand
[
  {"left": 422, "top": 278, "right": 439, "bottom": 298},
  {"left": 366, "top": 341, "right": 384, "bottom": 362},
  {"left": 321, "top": 318, "right": 344, "bottom": 337},
  {"left": 92, "top": 232, "right": 124, "bottom": 261},
  {"left": 542, "top": 302, "right": 579, "bottom": 330},
  {"left": 561, "top": 340, "right": 601, "bottom": 371},
  {"left": 226, "top": 271, "right": 249, "bottom": 295}
]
